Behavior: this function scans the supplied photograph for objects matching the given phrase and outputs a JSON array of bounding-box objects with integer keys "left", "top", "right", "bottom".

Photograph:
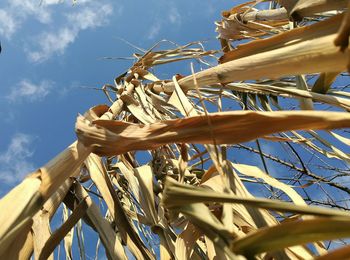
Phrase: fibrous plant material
[
  {"left": 1, "top": 1, "right": 350, "bottom": 259},
  {"left": 76, "top": 110, "right": 350, "bottom": 156}
]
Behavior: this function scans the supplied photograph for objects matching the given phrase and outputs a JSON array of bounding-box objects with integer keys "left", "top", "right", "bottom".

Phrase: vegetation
[{"left": 1, "top": 0, "right": 350, "bottom": 259}]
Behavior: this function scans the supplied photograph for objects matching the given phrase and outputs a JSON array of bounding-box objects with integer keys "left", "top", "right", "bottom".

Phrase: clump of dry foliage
[{"left": 1, "top": 0, "right": 350, "bottom": 259}]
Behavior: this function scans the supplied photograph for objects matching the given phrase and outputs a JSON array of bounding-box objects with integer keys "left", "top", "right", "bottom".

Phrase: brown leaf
[{"left": 76, "top": 110, "right": 350, "bottom": 156}]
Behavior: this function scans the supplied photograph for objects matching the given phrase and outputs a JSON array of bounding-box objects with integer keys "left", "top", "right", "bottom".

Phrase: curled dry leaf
[
  {"left": 290, "top": 0, "right": 348, "bottom": 21},
  {"left": 76, "top": 110, "right": 350, "bottom": 156}
]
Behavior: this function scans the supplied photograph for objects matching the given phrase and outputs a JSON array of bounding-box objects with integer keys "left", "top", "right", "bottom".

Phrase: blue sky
[{"left": 0, "top": 0, "right": 238, "bottom": 196}]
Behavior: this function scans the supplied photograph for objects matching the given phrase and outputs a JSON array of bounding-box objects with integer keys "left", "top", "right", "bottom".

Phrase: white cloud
[
  {"left": 0, "top": 0, "right": 114, "bottom": 61},
  {"left": 42, "top": 0, "right": 66, "bottom": 5},
  {"left": 168, "top": 6, "right": 181, "bottom": 25},
  {"left": 28, "top": 28, "right": 76, "bottom": 62},
  {"left": 0, "top": 9, "right": 19, "bottom": 39},
  {"left": 0, "top": 0, "right": 56, "bottom": 38},
  {"left": 28, "top": 3, "right": 113, "bottom": 62},
  {"left": 67, "top": 3, "right": 113, "bottom": 29},
  {"left": 0, "top": 133, "right": 36, "bottom": 185},
  {"left": 147, "top": 23, "right": 161, "bottom": 40},
  {"left": 146, "top": 4, "right": 182, "bottom": 40},
  {"left": 7, "top": 79, "right": 53, "bottom": 102},
  {"left": 9, "top": 0, "right": 53, "bottom": 24}
]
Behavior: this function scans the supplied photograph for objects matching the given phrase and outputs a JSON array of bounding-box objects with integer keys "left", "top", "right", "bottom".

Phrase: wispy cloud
[
  {"left": 10, "top": 0, "right": 53, "bottom": 23},
  {"left": 28, "top": 3, "right": 113, "bottom": 62},
  {"left": 0, "top": 0, "right": 114, "bottom": 61},
  {"left": 147, "top": 23, "right": 162, "bottom": 40},
  {"left": 0, "top": 9, "right": 19, "bottom": 38},
  {"left": 67, "top": 3, "right": 113, "bottom": 29},
  {"left": 168, "top": 6, "right": 181, "bottom": 25},
  {"left": 7, "top": 79, "right": 53, "bottom": 102},
  {"left": 0, "top": 133, "right": 36, "bottom": 187},
  {"left": 146, "top": 3, "right": 182, "bottom": 40},
  {"left": 0, "top": 0, "right": 55, "bottom": 39},
  {"left": 28, "top": 28, "right": 76, "bottom": 62},
  {"left": 43, "top": 0, "right": 72, "bottom": 5}
]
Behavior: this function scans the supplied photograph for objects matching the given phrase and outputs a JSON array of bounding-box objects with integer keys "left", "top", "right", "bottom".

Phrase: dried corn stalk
[{"left": 1, "top": 1, "right": 350, "bottom": 259}]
